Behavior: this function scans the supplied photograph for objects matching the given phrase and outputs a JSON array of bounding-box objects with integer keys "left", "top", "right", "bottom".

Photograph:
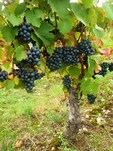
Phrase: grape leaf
[
  {"left": 103, "top": 2, "right": 113, "bottom": 20},
  {"left": 15, "top": 3, "right": 26, "bottom": 15},
  {"left": 7, "top": 46, "right": 14, "bottom": 60},
  {"left": 58, "top": 17, "right": 73, "bottom": 34},
  {"left": 71, "top": 3, "right": 89, "bottom": 25},
  {"left": 25, "top": 9, "right": 44, "bottom": 27},
  {"left": 88, "top": 8, "right": 97, "bottom": 27},
  {"left": 48, "top": 0, "right": 70, "bottom": 18},
  {"left": 67, "top": 66, "right": 81, "bottom": 77},
  {"left": 31, "top": 32, "right": 43, "bottom": 48},
  {"left": 7, "top": 14, "right": 22, "bottom": 26},
  {"left": 1, "top": 26, "right": 18, "bottom": 43},
  {"left": 33, "top": 21, "right": 54, "bottom": 45},
  {"left": 15, "top": 45, "right": 26, "bottom": 61},
  {"left": 82, "top": 0, "right": 93, "bottom": 8},
  {"left": 93, "top": 25, "right": 104, "bottom": 38},
  {"left": 80, "top": 78, "right": 92, "bottom": 94},
  {"left": 4, "top": 79, "right": 15, "bottom": 90},
  {"left": 2, "top": 61, "right": 12, "bottom": 72}
]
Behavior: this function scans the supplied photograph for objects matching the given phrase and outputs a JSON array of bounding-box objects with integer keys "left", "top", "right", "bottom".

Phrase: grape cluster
[
  {"left": 27, "top": 46, "right": 42, "bottom": 66},
  {"left": 20, "top": 68, "right": 41, "bottom": 92},
  {"left": 109, "top": 62, "right": 113, "bottom": 72},
  {"left": 46, "top": 47, "right": 63, "bottom": 71},
  {"left": 98, "top": 62, "right": 108, "bottom": 77},
  {"left": 0, "top": 68, "right": 8, "bottom": 82},
  {"left": 62, "top": 75, "right": 71, "bottom": 90},
  {"left": 87, "top": 94, "right": 96, "bottom": 104},
  {"left": 18, "top": 22, "right": 31, "bottom": 43},
  {"left": 62, "top": 46, "right": 80, "bottom": 66},
  {"left": 78, "top": 39, "right": 94, "bottom": 55},
  {"left": 15, "top": 45, "right": 42, "bottom": 92},
  {"left": 16, "top": 60, "right": 41, "bottom": 92},
  {"left": 46, "top": 46, "right": 80, "bottom": 71},
  {"left": 46, "top": 39, "right": 95, "bottom": 71}
]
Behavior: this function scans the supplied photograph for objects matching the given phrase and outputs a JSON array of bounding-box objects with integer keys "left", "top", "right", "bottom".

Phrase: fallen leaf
[{"left": 15, "top": 140, "right": 23, "bottom": 148}]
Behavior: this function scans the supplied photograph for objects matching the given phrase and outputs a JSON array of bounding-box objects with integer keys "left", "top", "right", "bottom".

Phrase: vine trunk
[{"left": 63, "top": 87, "right": 81, "bottom": 141}]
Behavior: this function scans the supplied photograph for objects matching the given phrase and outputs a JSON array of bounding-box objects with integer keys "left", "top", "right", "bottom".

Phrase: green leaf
[
  {"left": 48, "top": 0, "right": 70, "bottom": 18},
  {"left": 88, "top": 8, "right": 97, "bottom": 27},
  {"left": 2, "top": 61, "right": 12, "bottom": 72},
  {"left": 38, "top": 0, "right": 51, "bottom": 13},
  {"left": 4, "top": 79, "right": 15, "bottom": 90},
  {"left": 67, "top": 66, "right": 81, "bottom": 77},
  {"left": 71, "top": 3, "right": 89, "bottom": 25},
  {"left": 13, "top": 39, "right": 20, "bottom": 48},
  {"left": 90, "top": 80, "right": 99, "bottom": 95},
  {"left": 3, "top": 8, "right": 10, "bottom": 18},
  {"left": 33, "top": 21, "right": 54, "bottom": 45},
  {"left": 7, "top": 46, "right": 14, "bottom": 60},
  {"left": 80, "top": 78, "right": 92, "bottom": 94},
  {"left": 7, "top": 14, "right": 22, "bottom": 26},
  {"left": 14, "top": 77, "right": 19, "bottom": 85},
  {"left": 33, "top": 8, "right": 45, "bottom": 18},
  {"left": 15, "top": 45, "right": 26, "bottom": 61},
  {"left": 90, "top": 55, "right": 100, "bottom": 62},
  {"left": 95, "top": 7, "right": 105, "bottom": 26},
  {"left": 40, "top": 60, "right": 46, "bottom": 72},
  {"left": 1, "top": 26, "right": 18, "bottom": 43},
  {"left": 59, "top": 65, "right": 67, "bottom": 74},
  {"left": 58, "top": 17, "right": 73, "bottom": 34},
  {"left": 46, "top": 46, "right": 54, "bottom": 55},
  {"left": 84, "top": 57, "right": 97, "bottom": 77},
  {"left": 80, "top": 78, "right": 99, "bottom": 95},
  {"left": 88, "top": 57, "right": 97, "bottom": 72},
  {"left": 82, "top": 0, "right": 93, "bottom": 8},
  {"left": 93, "top": 25, "right": 104, "bottom": 38},
  {"left": 15, "top": 3, "right": 26, "bottom": 15},
  {"left": 25, "top": 9, "right": 44, "bottom": 27},
  {"left": 102, "top": 3, "right": 113, "bottom": 20},
  {"left": 31, "top": 32, "right": 43, "bottom": 48},
  {"left": 6, "top": 0, "right": 19, "bottom": 13}
]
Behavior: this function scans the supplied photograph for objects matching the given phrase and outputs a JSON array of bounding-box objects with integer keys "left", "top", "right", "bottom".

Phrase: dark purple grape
[{"left": 87, "top": 94, "right": 96, "bottom": 104}]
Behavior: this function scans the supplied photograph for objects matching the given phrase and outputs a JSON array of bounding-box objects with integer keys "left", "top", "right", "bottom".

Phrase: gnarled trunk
[{"left": 63, "top": 87, "right": 81, "bottom": 141}]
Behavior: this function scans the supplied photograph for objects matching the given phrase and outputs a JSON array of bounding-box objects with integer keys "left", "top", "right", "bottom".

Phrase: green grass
[
  {"left": 0, "top": 74, "right": 113, "bottom": 151},
  {"left": 0, "top": 75, "right": 68, "bottom": 150}
]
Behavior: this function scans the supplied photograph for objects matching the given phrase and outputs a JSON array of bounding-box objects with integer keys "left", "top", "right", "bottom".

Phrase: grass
[{"left": 0, "top": 73, "right": 113, "bottom": 151}]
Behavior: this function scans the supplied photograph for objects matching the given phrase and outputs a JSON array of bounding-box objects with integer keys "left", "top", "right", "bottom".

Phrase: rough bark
[{"left": 63, "top": 87, "right": 81, "bottom": 141}]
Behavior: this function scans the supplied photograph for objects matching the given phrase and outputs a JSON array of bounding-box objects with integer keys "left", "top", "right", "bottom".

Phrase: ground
[{"left": 0, "top": 74, "right": 113, "bottom": 151}]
